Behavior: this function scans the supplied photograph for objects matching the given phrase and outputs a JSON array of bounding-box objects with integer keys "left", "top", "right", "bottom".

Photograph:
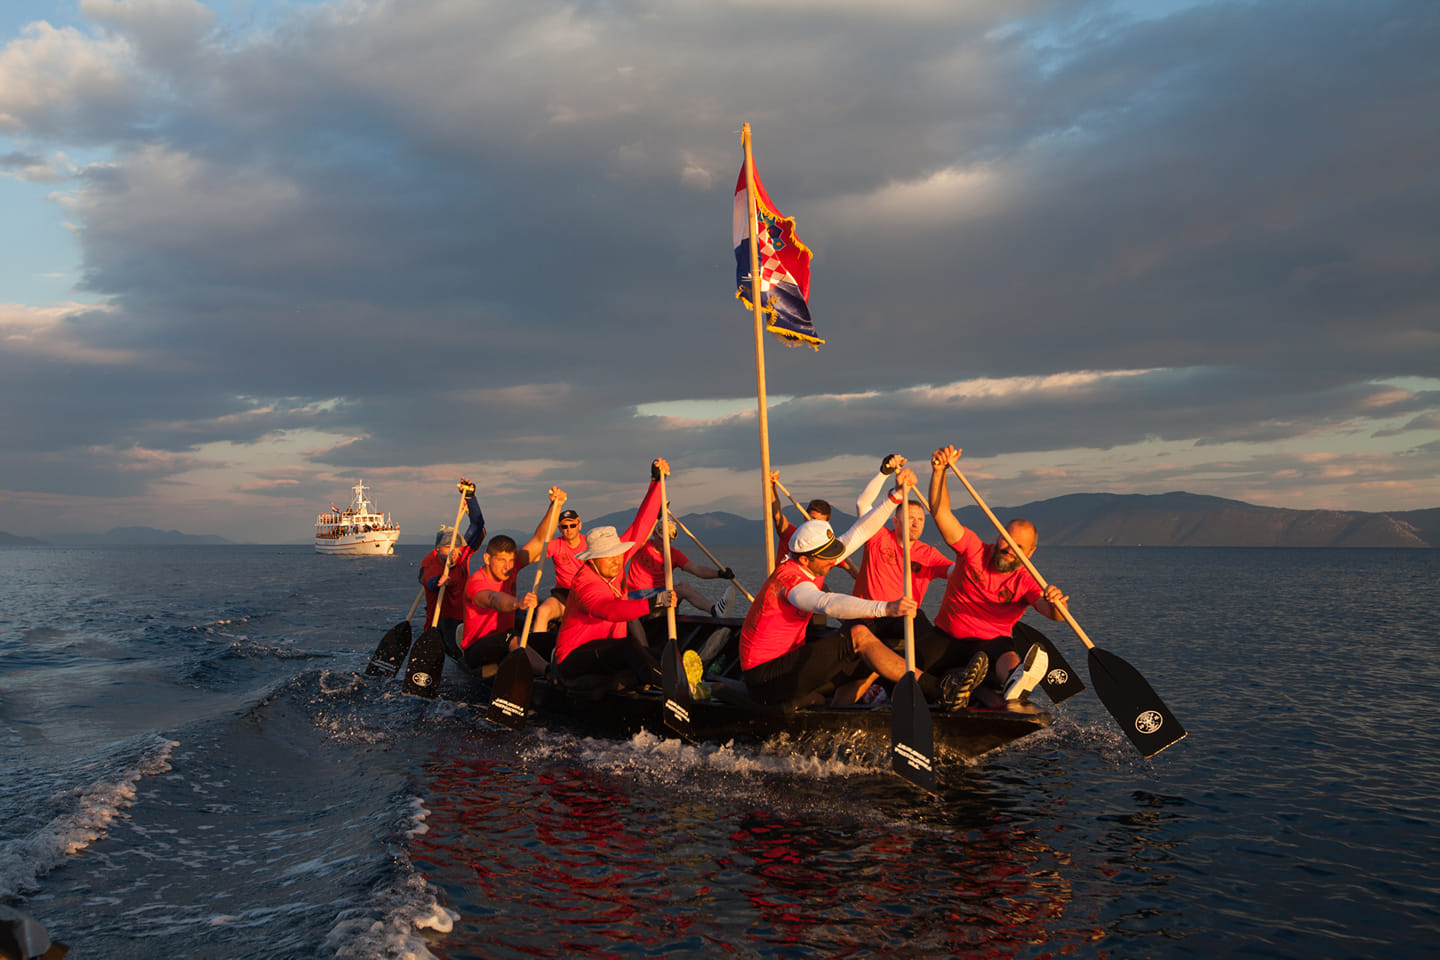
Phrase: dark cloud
[{"left": 0, "top": 0, "right": 1437, "bottom": 539}]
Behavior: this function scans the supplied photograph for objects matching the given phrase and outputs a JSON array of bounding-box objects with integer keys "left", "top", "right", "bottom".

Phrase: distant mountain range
[
  {"left": 4, "top": 494, "right": 1437, "bottom": 547},
  {"left": 581, "top": 491, "right": 1440, "bottom": 549},
  {"left": 2, "top": 526, "right": 233, "bottom": 546}
]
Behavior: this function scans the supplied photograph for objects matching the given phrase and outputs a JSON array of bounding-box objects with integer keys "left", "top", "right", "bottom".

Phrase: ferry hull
[{"left": 314, "top": 532, "right": 400, "bottom": 555}]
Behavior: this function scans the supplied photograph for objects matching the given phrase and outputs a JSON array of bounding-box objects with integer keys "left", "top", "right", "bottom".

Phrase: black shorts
[
  {"left": 556, "top": 635, "right": 661, "bottom": 690},
  {"left": 842, "top": 611, "right": 934, "bottom": 646},
  {"left": 914, "top": 627, "right": 1016, "bottom": 688},
  {"left": 549, "top": 587, "right": 571, "bottom": 602},
  {"left": 460, "top": 627, "right": 512, "bottom": 670},
  {"left": 742, "top": 630, "right": 865, "bottom": 706}
]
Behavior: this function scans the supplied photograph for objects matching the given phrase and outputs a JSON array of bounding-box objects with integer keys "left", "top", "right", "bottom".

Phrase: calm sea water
[{"left": 1, "top": 543, "right": 1436, "bottom": 959}]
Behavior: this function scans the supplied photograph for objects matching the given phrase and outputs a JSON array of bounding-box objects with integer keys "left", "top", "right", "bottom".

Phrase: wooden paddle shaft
[
  {"left": 430, "top": 497, "right": 470, "bottom": 628},
  {"left": 406, "top": 587, "right": 425, "bottom": 621},
  {"left": 900, "top": 485, "right": 916, "bottom": 673},
  {"left": 946, "top": 462, "right": 1096, "bottom": 650},
  {"left": 658, "top": 469, "right": 677, "bottom": 641},
  {"left": 516, "top": 501, "right": 561, "bottom": 650},
  {"left": 669, "top": 509, "right": 754, "bottom": 602}
]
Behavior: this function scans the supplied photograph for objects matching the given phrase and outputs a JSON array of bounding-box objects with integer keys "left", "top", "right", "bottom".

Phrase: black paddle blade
[
  {"left": 1087, "top": 647, "right": 1187, "bottom": 758},
  {"left": 660, "top": 640, "right": 694, "bottom": 741},
  {"left": 365, "top": 620, "right": 412, "bottom": 678},
  {"left": 401, "top": 627, "right": 445, "bottom": 699},
  {"left": 890, "top": 674, "right": 936, "bottom": 793},
  {"left": 1012, "top": 622, "right": 1085, "bottom": 704},
  {"left": 486, "top": 649, "right": 533, "bottom": 730}
]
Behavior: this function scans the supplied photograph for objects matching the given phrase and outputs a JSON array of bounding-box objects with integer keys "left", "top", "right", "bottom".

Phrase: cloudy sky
[{"left": 1, "top": 0, "right": 1436, "bottom": 544}]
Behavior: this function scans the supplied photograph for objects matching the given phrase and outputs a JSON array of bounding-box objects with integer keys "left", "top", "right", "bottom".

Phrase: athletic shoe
[
  {"left": 709, "top": 582, "right": 736, "bottom": 618},
  {"left": 682, "top": 649, "right": 708, "bottom": 699},
  {"left": 1003, "top": 643, "right": 1049, "bottom": 701},
  {"left": 939, "top": 652, "right": 988, "bottom": 713}
]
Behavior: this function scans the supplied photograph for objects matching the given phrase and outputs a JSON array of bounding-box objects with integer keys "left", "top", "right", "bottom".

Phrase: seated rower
[
  {"left": 421, "top": 478, "right": 484, "bottom": 657},
  {"left": 739, "top": 468, "right": 925, "bottom": 707},
  {"left": 533, "top": 507, "right": 584, "bottom": 634},
  {"left": 553, "top": 459, "right": 676, "bottom": 693},
  {"left": 848, "top": 453, "right": 952, "bottom": 642},
  {"left": 458, "top": 487, "right": 566, "bottom": 672},
  {"left": 920, "top": 445, "right": 1069, "bottom": 709},
  {"left": 626, "top": 515, "right": 734, "bottom": 650}
]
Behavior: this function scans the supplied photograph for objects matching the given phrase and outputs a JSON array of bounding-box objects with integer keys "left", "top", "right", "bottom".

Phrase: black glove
[
  {"left": 651, "top": 460, "right": 662, "bottom": 480},
  {"left": 880, "top": 454, "right": 902, "bottom": 475},
  {"left": 720, "top": 567, "right": 735, "bottom": 580},
  {"left": 647, "top": 593, "right": 671, "bottom": 616}
]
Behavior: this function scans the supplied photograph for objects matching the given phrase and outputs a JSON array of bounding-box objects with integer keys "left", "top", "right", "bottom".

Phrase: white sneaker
[
  {"left": 1003, "top": 643, "right": 1049, "bottom": 701},
  {"left": 709, "top": 582, "right": 737, "bottom": 618}
]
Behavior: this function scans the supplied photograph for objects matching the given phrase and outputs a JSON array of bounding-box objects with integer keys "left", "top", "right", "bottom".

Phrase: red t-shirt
[
  {"left": 852, "top": 526, "right": 951, "bottom": 604},
  {"left": 554, "top": 562, "right": 653, "bottom": 662},
  {"left": 552, "top": 478, "right": 664, "bottom": 662},
  {"left": 739, "top": 560, "right": 817, "bottom": 671},
  {"left": 462, "top": 566, "right": 518, "bottom": 648},
  {"left": 546, "top": 535, "right": 587, "bottom": 589},
  {"left": 934, "top": 528, "right": 1042, "bottom": 639},
  {"left": 419, "top": 544, "right": 474, "bottom": 627},
  {"left": 625, "top": 542, "right": 690, "bottom": 593}
]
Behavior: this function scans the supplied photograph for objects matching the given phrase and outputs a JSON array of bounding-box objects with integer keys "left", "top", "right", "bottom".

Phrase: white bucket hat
[{"left": 576, "top": 525, "right": 632, "bottom": 561}]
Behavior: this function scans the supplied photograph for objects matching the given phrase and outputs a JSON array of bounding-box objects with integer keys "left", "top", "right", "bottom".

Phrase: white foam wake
[
  {"left": 323, "top": 795, "right": 458, "bottom": 960},
  {"left": 0, "top": 735, "right": 178, "bottom": 899}
]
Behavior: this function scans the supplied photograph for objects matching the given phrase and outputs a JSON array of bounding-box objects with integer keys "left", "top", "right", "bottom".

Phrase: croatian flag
[{"left": 733, "top": 156, "right": 822, "bottom": 348}]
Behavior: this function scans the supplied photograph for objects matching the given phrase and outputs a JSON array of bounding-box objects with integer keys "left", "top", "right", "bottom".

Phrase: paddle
[
  {"left": 658, "top": 471, "right": 696, "bottom": 741},
  {"left": 486, "top": 501, "right": 560, "bottom": 730},
  {"left": 668, "top": 509, "right": 755, "bottom": 603},
  {"left": 401, "top": 496, "right": 468, "bottom": 698},
  {"left": 365, "top": 587, "right": 424, "bottom": 678},
  {"left": 1011, "top": 621, "right": 1086, "bottom": 705},
  {"left": 773, "top": 477, "right": 859, "bottom": 577},
  {"left": 890, "top": 484, "right": 936, "bottom": 792},
  {"left": 947, "top": 462, "right": 1186, "bottom": 757}
]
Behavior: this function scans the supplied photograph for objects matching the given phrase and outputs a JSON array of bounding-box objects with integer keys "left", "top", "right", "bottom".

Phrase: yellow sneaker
[{"left": 682, "top": 649, "right": 705, "bottom": 698}]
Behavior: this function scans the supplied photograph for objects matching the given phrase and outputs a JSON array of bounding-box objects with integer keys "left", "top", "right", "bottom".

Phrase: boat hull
[
  {"left": 315, "top": 531, "right": 400, "bottom": 555},
  {"left": 444, "top": 615, "right": 1052, "bottom": 763},
  {"left": 531, "top": 682, "right": 1050, "bottom": 762}
]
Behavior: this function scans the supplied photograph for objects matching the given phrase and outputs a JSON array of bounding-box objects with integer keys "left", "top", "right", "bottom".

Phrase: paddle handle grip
[
  {"left": 946, "top": 461, "right": 1096, "bottom": 651},
  {"left": 430, "top": 496, "right": 470, "bottom": 628},
  {"left": 670, "top": 510, "right": 755, "bottom": 602}
]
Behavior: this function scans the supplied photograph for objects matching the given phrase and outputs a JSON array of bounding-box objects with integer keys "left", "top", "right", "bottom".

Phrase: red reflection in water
[{"left": 407, "top": 741, "right": 1104, "bottom": 959}]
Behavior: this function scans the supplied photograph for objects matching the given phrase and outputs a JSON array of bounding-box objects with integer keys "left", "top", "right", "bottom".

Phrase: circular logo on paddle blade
[
  {"left": 1046, "top": 668, "right": 1068, "bottom": 685},
  {"left": 1135, "top": 710, "right": 1163, "bottom": 734},
  {"left": 410, "top": 672, "right": 433, "bottom": 688}
]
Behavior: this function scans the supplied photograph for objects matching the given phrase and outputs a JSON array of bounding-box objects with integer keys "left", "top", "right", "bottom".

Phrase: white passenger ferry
[{"left": 314, "top": 481, "right": 400, "bottom": 555}]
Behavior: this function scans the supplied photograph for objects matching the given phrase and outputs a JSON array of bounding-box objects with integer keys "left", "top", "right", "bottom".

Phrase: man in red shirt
[
  {"left": 739, "top": 469, "right": 923, "bottom": 707},
  {"left": 850, "top": 454, "right": 952, "bottom": 637},
  {"left": 553, "top": 459, "right": 675, "bottom": 693},
  {"left": 920, "top": 445, "right": 1069, "bottom": 709},
  {"left": 418, "top": 479, "right": 484, "bottom": 657},
  {"left": 625, "top": 516, "right": 733, "bottom": 650},
  {"left": 459, "top": 487, "right": 566, "bottom": 670},
  {"left": 532, "top": 508, "right": 584, "bottom": 633}
]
